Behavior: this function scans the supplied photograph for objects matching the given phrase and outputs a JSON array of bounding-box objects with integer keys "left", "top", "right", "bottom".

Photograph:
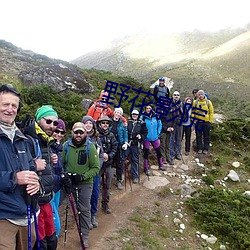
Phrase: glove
[
  {"left": 122, "top": 143, "right": 128, "bottom": 150},
  {"left": 68, "top": 172, "right": 84, "bottom": 185},
  {"left": 61, "top": 173, "right": 73, "bottom": 194},
  {"left": 136, "top": 134, "right": 141, "bottom": 140}
]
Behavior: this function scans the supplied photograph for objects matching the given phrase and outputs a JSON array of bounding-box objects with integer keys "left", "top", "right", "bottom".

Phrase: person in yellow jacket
[{"left": 192, "top": 89, "right": 214, "bottom": 155}]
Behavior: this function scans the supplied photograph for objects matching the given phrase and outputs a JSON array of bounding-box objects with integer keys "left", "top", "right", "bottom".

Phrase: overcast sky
[{"left": 1, "top": 0, "right": 249, "bottom": 61}]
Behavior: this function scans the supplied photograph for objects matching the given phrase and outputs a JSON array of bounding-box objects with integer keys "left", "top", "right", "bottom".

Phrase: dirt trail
[{"left": 57, "top": 149, "right": 196, "bottom": 250}]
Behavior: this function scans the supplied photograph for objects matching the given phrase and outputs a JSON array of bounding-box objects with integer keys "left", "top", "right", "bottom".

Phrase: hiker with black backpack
[
  {"left": 62, "top": 122, "right": 99, "bottom": 248},
  {"left": 97, "top": 116, "right": 118, "bottom": 214},
  {"left": 0, "top": 84, "right": 40, "bottom": 249},
  {"left": 125, "top": 109, "right": 148, "bottom": 184},
  {"left": 23, "top": 105, "right": 59, "bottom": 249},
  {"left": 170, "top": 91, "right": 186, "bottom": 164},
  {"left": 153, "top": 77, "right": 170, "bottom": 104},
  {"left": 192, "top": 89, "right": 214, "bottom": 155}
]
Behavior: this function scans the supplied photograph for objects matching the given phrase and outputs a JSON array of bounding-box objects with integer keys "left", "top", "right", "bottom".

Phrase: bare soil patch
[{"left": 58, "top": 137, "right": 206, "bottom": 249}]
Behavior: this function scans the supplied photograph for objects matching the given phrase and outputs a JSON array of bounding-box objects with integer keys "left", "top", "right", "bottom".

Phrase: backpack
[
  {"left": 16, "top": 114, "right": 42, "bottom": 159},
  {"left": 64, "top": 137, "right": 91, "bottom": 162},
  {"left": 195, "top": 99, "right": 210, "bottom": 109},
  {"left": 153, "top": 85, "right": 170, "bottom": 101},
  {"left": 16, "top": 114, "right": 33, "bottom": 133}
]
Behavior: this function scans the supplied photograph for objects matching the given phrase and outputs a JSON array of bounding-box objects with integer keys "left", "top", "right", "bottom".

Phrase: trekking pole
[
  {"left": 125, "top": 157, "right": 133, "bottom": 192},
  {"left": 33, "top": 203, "right": 41, "bottom": 250},
  {"left": 102, "top": 169, "right": 107, "bottom": 212},
  {"left": 64, "top": 198, "right": 69, "bottom": 244},
  {"left": 27, "top": 196, "right": 32, "bottom": 250},
  {"left": 68, "top": 193, "right": 85, "bottom": 250},
  {"left": 124, "top": 159, "right": 127, "bottom": 191},
  {"left": 169, "top": 132, "right": 175, "bottom": 172},
  {"left": 176, "top": 128, "right": 185, "bottom": 165}
]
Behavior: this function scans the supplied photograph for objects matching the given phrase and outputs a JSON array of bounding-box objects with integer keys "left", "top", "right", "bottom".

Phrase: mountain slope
[{"left": 72, "top": 29, "right": 250, "bottom": 86}]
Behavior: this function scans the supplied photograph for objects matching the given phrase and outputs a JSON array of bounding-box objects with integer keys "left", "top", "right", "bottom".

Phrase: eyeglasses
[
  {"left": 54, "top": 129, "right": 65, "bottom": 135},
  {"left": 101, "top": 121, "right": 109, "bottom": 125},
  {"left": 43, "top": 118, "right": 59, "bottom": 126},
  {"left": 73, "top": 130, "right": 85, "bottom": 135}
]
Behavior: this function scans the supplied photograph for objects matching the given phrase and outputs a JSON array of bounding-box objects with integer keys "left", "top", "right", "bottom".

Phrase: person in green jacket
[{"left": 62, "top": 122, "right": 99, "bottom": 248}]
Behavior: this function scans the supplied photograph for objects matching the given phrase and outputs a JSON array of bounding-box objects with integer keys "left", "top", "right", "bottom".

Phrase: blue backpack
[{"left": 64, "top": 137, "right": 91, "bottom": 161}]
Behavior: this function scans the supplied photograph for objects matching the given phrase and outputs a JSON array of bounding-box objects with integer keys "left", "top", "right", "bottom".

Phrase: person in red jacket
[{"left": 87, "top": 90, "right": 127, "bottom": 125}]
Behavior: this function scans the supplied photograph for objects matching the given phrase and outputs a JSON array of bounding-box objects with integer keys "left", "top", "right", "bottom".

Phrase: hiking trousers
[
  {"left": 143, "top": 139, "right": 161, "bottom": 161},
  {"left": 0, "top": 219, "right": 36, "bottom": 250},
  {"left": 113, "top": 146, "right": 123, "bottom": 182},
  {"left": 91, "top": 174, "right": 100, "bottom": 215},
  {"left": 196, "top": 122, "right": 211, "bottom": 151},
  {"left": 73, "top": 183, "right": 93, "bottom": 238},
  {"left": 182, "top": 125, "right": 192, "bottom": 152},
  {"left": 159, "top": 132, "right": 171, "bottom": 162},
  {"left": 99, "top": 164, "right": 113, "bottom": 203},
  {"left": 125, "top": 145, "right": 140, "bottom": 180}
]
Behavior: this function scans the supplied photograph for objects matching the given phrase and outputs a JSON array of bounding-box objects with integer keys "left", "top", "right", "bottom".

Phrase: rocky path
[{"left": 57, "top": 145, "right": 200, "bottom": 249}]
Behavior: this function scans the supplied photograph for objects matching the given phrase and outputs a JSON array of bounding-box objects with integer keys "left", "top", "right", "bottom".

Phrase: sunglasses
[
  {"left": 132, "top": 113, "right": 139, "bottom": 115},
  {"left": 73, "top": 130, "right": 85, "bottom": 135},
  {"left": 54, "top": 129, "right": 65, "bottom": 135},
  {"left": 174, "top": 94, "right": 180, "bottom": 96},
  {"left": 101, "top": 121, "right": 109, "bottom": 125},
  {"left": 43, "top": 117, "right": 59, "bottom": 126},
  {"left": 102, "top": 98, "right": 107, "bottom": 101}
]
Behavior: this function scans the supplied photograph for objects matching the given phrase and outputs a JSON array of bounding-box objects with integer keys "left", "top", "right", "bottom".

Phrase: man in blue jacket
[{"left": 0, "top": 84, "right": 40, "bottom": 249}]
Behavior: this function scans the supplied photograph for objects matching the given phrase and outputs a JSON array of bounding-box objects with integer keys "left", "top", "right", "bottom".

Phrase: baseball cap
[
  {"left": 0, "top": 84, "right": 20, "bottom": 96},
  {"left": 72, "top": 122, "right": 85, "bottom": 132}
]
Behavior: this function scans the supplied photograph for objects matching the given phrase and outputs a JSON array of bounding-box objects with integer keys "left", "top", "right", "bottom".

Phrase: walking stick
[
  {"left": 27, "top": 195, "right": 40, "bottom": 250},
  {"left": 169, "top": 132, "right": 175, "bottom": 172},
  {"left": 68, "top": 193, "right": 85, "bottom": 250},
  {"left": 102, "top": 168, "right": 107, "bottom": 212},
  {"left": 27, "top": 196, "right": 32, "bottom": 250},
  {"left": 124, "top": 157, "right": 133, "bottom": 192},
  {"left": 64, "top": 198, "right": 69, "bottom": 244}
]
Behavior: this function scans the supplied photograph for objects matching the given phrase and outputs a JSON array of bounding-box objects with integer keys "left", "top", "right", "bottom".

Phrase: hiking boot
[
  {"left": 143, "top": 159, "right": 149, "bottom": 172},
  {"left": 91, "top": 214, "right": 98, "bottom": 228},
  {"left": 159, "top": 165, "right": 166, "bottom": 171},
  {"left": 176, "top": 155, "right": 181, "bottom": 160},
  {"left": 82, "top": 237, "right": 89, "bottom": 248},
  {"left": 145, "top": 169, "right": 150, "bottom": 176},
  {"left": 158, "top": 157, "right": 167, "bottom": 170},
  {"left": 203, "top": 150, "right": 208, "bottom": 155},
  {"left": 197, "top": 150, "right": 202, "bottom": 154},
  {"left": 117, "top": 181, "right": 123, "bottom": 190},
  {"left": 102, "top": 202, "right": 112, "bottom": 214},
  {"left": 105, "top": 204, "right": 112, "bottom": 214},
  {"left": 133, "top": 178, "right": 139, "bottom": 184}
]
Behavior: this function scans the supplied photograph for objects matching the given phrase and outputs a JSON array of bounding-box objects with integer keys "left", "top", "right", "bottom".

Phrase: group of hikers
[{"left": 0, "top": 78, "right": 214, "bottom": 249}]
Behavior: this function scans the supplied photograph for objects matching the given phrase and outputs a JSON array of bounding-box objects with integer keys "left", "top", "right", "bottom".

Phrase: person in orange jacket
[{"left": 87, "top": 90, "right": 127, "bottom": 125}]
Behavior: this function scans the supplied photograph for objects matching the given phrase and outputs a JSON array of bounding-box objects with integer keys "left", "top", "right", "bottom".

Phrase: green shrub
[{"left": 186, "top": 188, "right": 250, "bottom": 250}]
